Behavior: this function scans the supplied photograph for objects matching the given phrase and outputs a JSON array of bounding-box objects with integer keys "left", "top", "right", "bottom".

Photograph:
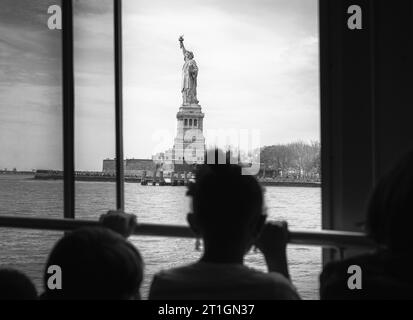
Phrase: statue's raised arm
[{"left": 179, "top": 35, "right": 187, "bottom": 57}]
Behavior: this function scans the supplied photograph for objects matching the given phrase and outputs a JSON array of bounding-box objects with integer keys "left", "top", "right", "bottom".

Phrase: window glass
[
  {"left": 123, "top": 0, "right": 321, "bottom": 299},
  {"left": 73, "top": 0, "right": 117, "bottom": 219},
  {"left": 0, "top": 0, "right": 63, "bottom": 218},
  {"left": 0, "top": 0, "right": 62, "bottom": 294}
]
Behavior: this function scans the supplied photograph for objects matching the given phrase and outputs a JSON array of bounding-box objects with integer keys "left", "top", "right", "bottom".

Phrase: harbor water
[{"left": 0, "top": 174, "right": 321, "bottom": 299}]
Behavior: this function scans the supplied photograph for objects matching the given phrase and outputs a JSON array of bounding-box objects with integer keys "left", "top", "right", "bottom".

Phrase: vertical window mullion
[
  {"left": 62, "top": 0, "right": 75, "bottom": 219},
  {"left": 114, "top": 0, "right": 125, "bottom": 210}
]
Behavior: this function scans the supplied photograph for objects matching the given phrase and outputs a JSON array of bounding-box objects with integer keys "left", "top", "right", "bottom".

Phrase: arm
[
  {"left": 255, "top": 221, "right": 291, "bottom": 279},
  {"left": 179, "top": 37, "right": 187, "bottom": 57},
  {"left": 181, "top": 43, "right": 187, "bottom": 55}
]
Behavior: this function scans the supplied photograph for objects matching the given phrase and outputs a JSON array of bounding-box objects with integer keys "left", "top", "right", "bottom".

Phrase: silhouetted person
[
  {"left": 42, "top": 211, "right": 143, "bottom": 300},
  {"left": 320, "top": 150, "right": 413, "bottom": 299},
  {"left": 149, "top": 150, "right": 299, "bottom": 300},
  {"left": 0, "top": 268, "right": 37, "bottom": 300}
]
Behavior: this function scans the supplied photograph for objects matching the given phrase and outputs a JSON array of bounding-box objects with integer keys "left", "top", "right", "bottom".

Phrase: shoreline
[{"left": 0, "top": 172, "right": 321, "bottom": 188}]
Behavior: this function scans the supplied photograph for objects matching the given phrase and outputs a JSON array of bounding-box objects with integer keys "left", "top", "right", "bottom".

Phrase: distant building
[{"left": 102, "top": 158, "right": 156, "bottom": 177}]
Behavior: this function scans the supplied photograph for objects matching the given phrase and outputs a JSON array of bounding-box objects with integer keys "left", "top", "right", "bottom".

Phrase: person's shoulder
[
  {"left": 149, "top": 265, "right": 192, "bottom": 300},
  {"left": 263, "top": 272, "right": 295, "bottom": 288},
  {"left": 321, "top": 252, "right": 378, "bottom": 280},
  {"left": 150, "top": 263, "right": 217, "bottom": 300},
  {"left": 152, "top": 263, "right": 204, "bottom": 283},
  {"left": 320, "top": 252, "right": 381, "bottom": 299},
  {"left": 245, "top": 268, "right": 300, "bottom": 299}
]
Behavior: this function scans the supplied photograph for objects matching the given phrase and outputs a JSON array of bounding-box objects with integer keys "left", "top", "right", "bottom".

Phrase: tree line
[{"left": 259, "top": 141, "right": 320, "bottom": 179}]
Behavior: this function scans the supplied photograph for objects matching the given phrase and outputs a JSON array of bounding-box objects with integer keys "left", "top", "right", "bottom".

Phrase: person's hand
[
  {"left": 255, "top": 221, "right": 289, "bottom": 256},
  {"left": 255, "top": 221, "right": 290, "bottom": 277},
  {"left": 99, "top": 210, "right": 137, "bottom": 238}
]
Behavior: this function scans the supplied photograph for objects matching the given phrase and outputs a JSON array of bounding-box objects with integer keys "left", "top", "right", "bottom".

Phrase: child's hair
[
  {"left": 187, "top": 152, "right": 263, "bottom": 235},
  {"left": 43, "top": 227, "right": 143, "bottom": 300},
  {"left": 0, "top": 268, "right": 37, "bottom": 300}
]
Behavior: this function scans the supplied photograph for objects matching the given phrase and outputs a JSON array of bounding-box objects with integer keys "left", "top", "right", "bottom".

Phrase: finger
[
  {"left": 268, "top": 221, "right": 283, "bottom": 228},
  {"left": 131, "top": 214, "right": 137, "bottom": 224},
  {"left": 128, "top": 215, "right": 137, "bottom": 228},
  {"left": 107, "top": 209, "right": 124, "bottom": 216}
]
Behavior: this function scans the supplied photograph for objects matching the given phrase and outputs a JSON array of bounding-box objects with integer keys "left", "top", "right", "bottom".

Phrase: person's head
[
  {"left": 0, "top": 268, "right": 37, "bottom": 300},
  {"left": 185, "top": 51, "right": 194, "bottom": 60},
  {"left": 366, "top": 150, "right": 413, "bottom": 253},
  {"left": 43, "top": 227, "right": 143, "bottom": 300},
  {"left": 186, "top": 149, "right": 266, "bottom": 254}
]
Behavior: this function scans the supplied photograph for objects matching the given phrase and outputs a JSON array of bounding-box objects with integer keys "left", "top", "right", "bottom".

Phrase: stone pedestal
[{"left": 173, "top": 104, "right": 205, "bottom": 166}]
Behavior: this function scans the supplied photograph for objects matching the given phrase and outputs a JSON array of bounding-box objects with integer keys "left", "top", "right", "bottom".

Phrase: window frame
[
  {"left": 62, "top": 0, "right": 124, "bottom": 217},
  {"left": 0, "top": 0, "right": 373, "bottom": 253}
]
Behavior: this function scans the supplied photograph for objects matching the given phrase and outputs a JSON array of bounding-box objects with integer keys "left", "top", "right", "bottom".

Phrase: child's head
[
  {"left": 187, "top": 151, "right": 265, "bottom": 253},
  {"left": 43, "top": 227, "right": 143, "bottom": 300},
  {"left": 0, "top": 268, "right": 37, "bottom": 300}
]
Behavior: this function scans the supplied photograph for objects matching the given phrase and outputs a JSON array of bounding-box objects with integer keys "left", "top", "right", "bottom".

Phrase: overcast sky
[{"left": 0, "top": 0, "right": 319, "bottom": 171}]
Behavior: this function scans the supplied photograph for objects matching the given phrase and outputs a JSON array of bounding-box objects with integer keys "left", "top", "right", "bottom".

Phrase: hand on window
[
  {"left": 99, "top": 210, "right": 137, "bottom": 238},
  {"left": 255, "top": 221, "right": 289, "bottom": 257},
  {"left": 255, "top": 221, "right": 290, "bottom": 278}
]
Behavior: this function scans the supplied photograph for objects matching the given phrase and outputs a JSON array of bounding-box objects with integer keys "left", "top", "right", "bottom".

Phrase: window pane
[
  {"left": 73, "top": 0, "right": 117, "bottom": 219},
  {"left": 0, "top": 229, "right": 60, "bottom": 294},
  {"left": 0, "top": 0, "right": 63, "bottom": 218},
  {"left": 123, "top": 0, "right": 321, "bottom": 299},
  {"left": 131, "top": 187, "right": 321, "bottom": 299},
  {"left": 0, "top": 0, "right": 62, "bottom": 296}
]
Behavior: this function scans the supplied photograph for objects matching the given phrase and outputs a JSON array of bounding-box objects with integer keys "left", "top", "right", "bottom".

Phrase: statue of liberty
[{"left": 179, "top": 36, "right": 199, "bottom": 105}]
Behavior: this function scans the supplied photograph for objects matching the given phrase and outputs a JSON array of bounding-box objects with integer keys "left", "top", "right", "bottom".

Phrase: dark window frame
[{"left": 62, "top": 0, "right": 124, "bottom": 217}]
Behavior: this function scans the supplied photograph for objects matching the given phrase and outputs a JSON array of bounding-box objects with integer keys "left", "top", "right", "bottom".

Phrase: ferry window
[
  {"left": 0, "top": 1, "right": 63, "bottom": 216},
  {"left": 0, "top": 0, "right": 62, "bottom": 291},
  {"left": 0, "top": 0, "right": 323, "bottom": 301},
  {"left": 73, "top": 0, "right": 117, "bottom": 218},
  {"left": 123, "top": 0, "right": 320, "bottom": 299}
]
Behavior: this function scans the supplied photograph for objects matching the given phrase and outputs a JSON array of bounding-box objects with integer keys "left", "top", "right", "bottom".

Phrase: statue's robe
[{"left": 182, "top": 59, "right": 198, "bottom": 104}]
